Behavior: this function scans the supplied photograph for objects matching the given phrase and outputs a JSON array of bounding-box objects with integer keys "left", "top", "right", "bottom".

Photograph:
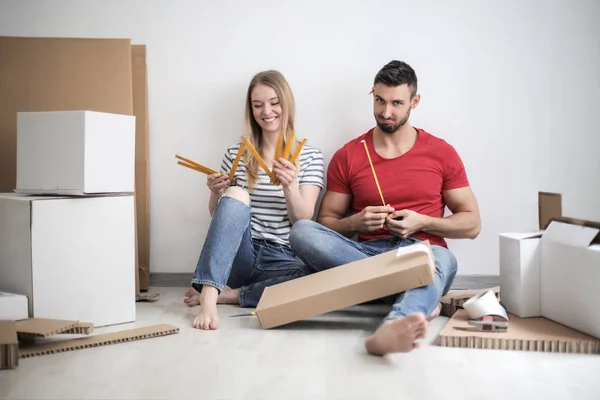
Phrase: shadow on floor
[{"left": 271, "top": 317, "right": 379, "bottom": 332}]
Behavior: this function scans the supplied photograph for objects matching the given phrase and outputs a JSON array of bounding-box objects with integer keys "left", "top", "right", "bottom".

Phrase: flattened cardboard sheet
[
  {"left": 19, "top": 324, "right": 179, "bottom": 359},
  {"left": 440, "top": 287, "right": 500, "bottom": 318},
  {"left": 0, "top": 320, "right": 18, "bottom": 369},
  {"left": 131, "top": 45, "right": 151, "bottom": 292},
  {"left": 439, "top": 309, "right": 600, "bottom": 354},
  {"left": 136, "top": 292, "right": 160, "bottom": 302},
  {"left": 15, "top": 318, "right": 94, "bottom": 338}
]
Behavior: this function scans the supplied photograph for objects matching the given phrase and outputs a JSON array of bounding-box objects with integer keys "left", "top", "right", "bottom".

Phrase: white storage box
[
  {"left": 0, "top": 193, "right": 136, "bottom": 327},
  {"left": 540, "top": 220, "right": 600, "bottom": 339},
  {"left": 499, "top": 231, "right": 543, "bottom": 317},
  {"left": 0, "top": 291, "right": 28, "bottom": 321},
  {"left": 15, "top": 110, "right": 135, "bottom": 195}
]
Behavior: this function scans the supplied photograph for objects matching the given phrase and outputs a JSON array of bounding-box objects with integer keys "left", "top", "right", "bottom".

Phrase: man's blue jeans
[
  {"left": 289, "top": 220, "right": 458, "bottom": 320},
  {"left": 191, "top": 195, "right": 311, "bottom": 307}
]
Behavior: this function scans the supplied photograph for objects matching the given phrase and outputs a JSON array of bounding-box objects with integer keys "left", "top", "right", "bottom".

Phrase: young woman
[{"left": 183, "top": 70, "right": 324, "bottom": 330}]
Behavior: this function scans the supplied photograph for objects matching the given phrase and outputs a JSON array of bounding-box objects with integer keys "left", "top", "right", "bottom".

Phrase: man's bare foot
[
  {"left": 184, "top": 287, "right": 200, "bottom": 307},
  {"left": 218, "top": 286, "right": 240, "bottom": 304},
  {"left": 364, "top": 313, "right": 428, "bottom": 356},
  {"left": 193, "top": 286, "right": 219, "bottom": 330},
  {"left": 184, "top": 286, "right": 239, "bottom": 307},
  {"left": 427, "top": 303, "right": 442, "bottom": 322}
]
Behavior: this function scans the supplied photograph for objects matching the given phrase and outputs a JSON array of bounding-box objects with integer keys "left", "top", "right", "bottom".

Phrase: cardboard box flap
[
  {"left": 539, "top": 192, "right": 562, "bottom": 229},
  {"left": 500, "top": 231, "right": 544, "bottom": 240},
  {"left": 542, "top": 220, "right": 600, "bottom": 247}
]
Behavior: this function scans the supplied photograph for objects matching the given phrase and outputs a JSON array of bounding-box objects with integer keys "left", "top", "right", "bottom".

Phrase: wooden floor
[{"left": 1, "top": 286, "right": 599, "bottom": 400}]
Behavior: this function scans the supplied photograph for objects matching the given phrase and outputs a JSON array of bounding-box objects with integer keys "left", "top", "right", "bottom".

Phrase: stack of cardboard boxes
[
  {"left": 499, "top": 192, "right": 600, "bottom": 339},
  {"left": 0, "top": 110, "right": 137, "bottom": 327}
]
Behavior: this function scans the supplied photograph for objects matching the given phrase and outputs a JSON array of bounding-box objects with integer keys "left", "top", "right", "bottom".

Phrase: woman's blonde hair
[{"left": 243, "top": 70, "right": 300, "bottom": 191}]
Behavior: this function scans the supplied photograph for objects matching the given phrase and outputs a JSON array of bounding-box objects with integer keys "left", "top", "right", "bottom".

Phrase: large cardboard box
[
  {"left": 540, "top": 220, "right": 600, "bottom": 339},
  {"left": 254, "top": 241, "right": 436, "bottom": 329},
  {"left": 0, "top": 292, "right": 28, "bottom": 321},
  {"left": 0, "top": 194, "right": 136, "bottom": 327},
  {"left": 15, "top": 111, "right": 136, "bottom": 195}
]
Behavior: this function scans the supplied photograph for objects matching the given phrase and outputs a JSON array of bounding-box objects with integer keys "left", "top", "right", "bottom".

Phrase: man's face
[{"left": 373, "top": 83, "right": 419, "bottom": 134}]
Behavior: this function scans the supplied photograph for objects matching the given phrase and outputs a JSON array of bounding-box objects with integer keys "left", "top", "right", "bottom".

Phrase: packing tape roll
[{"left": 463, "top": 289, "right": 509, "bottom": 321}]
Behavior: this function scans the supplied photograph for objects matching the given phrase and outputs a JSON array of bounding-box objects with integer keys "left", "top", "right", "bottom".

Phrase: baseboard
[
  {"left": 150, "top": 273, "right": 190, "bottom": 287},
  {"left": 149, "top": 273, "right": 499, "bottom": 289}
]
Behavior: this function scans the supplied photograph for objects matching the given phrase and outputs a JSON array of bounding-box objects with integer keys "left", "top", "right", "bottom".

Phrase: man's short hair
[{"left": 373, "top": 60, "right": 418, "bottom": 97}]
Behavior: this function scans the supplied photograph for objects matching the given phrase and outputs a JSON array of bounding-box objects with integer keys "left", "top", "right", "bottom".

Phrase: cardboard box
[
  {"left": 15, "top": 111, "right": 135, "bottom": 195},
  {"left": 254, "top": 241, "right": 436, "bottom": 329},
  {"left": 499, "top": 232, "right": 543, "bottom": 317},
  {"left": 0, "top": 292, "right": 28, "bottom": 321},
  {"left": 0, "top": 194, "right": 136, "bottom": 327},
  {"left": 540, "top": 220, "right": 600, "bottom": 339}
]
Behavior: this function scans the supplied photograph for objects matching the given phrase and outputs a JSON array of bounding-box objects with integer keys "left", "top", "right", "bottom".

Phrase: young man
[{"left": 289, "top": 60, "right": 481, "bottom": 356}]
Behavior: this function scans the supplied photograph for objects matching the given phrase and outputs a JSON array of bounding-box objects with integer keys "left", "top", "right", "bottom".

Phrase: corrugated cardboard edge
[
  {"left": 438, "top": 310, "right": 600, "bottom": 354},
  {"left": 19, "top": 324, "right": 179, "bottom": 359},
  {"left": 440, "top": 286, "right": 500, "bottom": 318},
  {"left": 136, "top": 292, "right": 160, "bottom": 302},
  {"left": 16, "top": 318, "right": 81, "bottom": 338},
  {"left": 0, "top": 320, "right": 19, "bottom": 369}
]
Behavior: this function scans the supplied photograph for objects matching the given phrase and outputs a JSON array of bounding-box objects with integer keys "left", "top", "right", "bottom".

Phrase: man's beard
[{"left": 376, "top": 109, "right": 410, "bottom": 134}]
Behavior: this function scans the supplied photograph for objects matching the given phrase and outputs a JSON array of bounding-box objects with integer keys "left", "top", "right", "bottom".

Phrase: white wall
[{"left": 1, "top": 0, "right": 599, "bottom": 276}]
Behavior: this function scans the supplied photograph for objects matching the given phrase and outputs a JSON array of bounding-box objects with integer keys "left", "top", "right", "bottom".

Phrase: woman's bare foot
[
  {"left": 427, "top": 303, "right": 442, "bottom": 322},
  {"left": 193, "top": 286, "right": 219, "bottom": 330},
  {"left": 364, "top": 313, "right": 428, "bottom": 356},
  {"left": 184, "top": 286, "right": 239, "bottom": 307}
]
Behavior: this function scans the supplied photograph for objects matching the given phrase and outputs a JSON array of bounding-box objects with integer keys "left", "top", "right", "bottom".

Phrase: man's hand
[
  {"left": 350, "top": 205, "right": 395, "bottom": 233},
  {"left": 386, "top": 209, "right": 428, "bottom": 238},
  {"left": 273, "top": 158, "right": 298, "bottom": 188}
]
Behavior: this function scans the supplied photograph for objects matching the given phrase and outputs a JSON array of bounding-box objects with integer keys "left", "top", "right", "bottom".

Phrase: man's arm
[
  {"left": 422, "top": 186, "right": 481, "bottom": 239},
  {"left": 318, "top": 190, "right": 395, "bottom": 238},
  {"left": 317, "top": 191, "right": 356, "bottom": 238}
]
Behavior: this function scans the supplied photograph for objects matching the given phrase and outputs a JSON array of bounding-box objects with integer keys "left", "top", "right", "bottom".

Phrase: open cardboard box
[
  {"left": 499, "top": 192, "right": 600, "bottom": 338},
  {"left": 253, "top": 241, "right": 436, "bottom": 329}
]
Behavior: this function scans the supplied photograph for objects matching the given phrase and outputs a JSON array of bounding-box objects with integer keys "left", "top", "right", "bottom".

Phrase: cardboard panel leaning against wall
[
  {"left": 0, "top": 36, "right": 151, "bottom": 294},
  {"left": 131, "top": 45, "right": 151, "bottom": 292}
]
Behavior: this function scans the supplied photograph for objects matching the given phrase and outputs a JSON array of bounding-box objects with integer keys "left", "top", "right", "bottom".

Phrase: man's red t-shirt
[{"left": 326, "top": 127, "right": 470, "bottom": 248}]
